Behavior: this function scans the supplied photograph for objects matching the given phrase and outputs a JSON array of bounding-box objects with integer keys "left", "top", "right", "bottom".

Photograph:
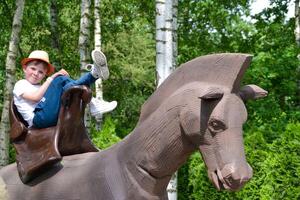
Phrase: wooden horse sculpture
[
  {"left": 0, "top": 53, "right": 267, "bottom": 200},
  {"left": 8, "top": 85, "right": 98, "bottom": 183}
]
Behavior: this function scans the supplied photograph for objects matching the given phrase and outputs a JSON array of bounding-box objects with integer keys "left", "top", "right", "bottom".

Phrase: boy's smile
[{"left": 23, "top": 62, "right": 47, "bottom": 85}]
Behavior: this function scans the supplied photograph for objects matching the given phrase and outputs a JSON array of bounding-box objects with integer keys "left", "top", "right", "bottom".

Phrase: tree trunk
[
  {"left": 94, "top": 0, "right": 102, "bottom": 51},
  {"left": 172, "top": 0, "right": 178, "bottom": 70},
  {"left": 0, "top": 0, "right": 25, "bottom": 168},
  {"left": 79, "top": 0, "right": 92, "bottom": 130},
  {"left": 79, "top": 0, "right": 92, "bottom": 71},
  {"left": 50, "top": 0, "right": 60, "bottom": 50},
  {"left": 156, "top": 0, "right": 178, "bottom": 199},
  {"left": 295, "top": 0, "right": 300, "bottom": 46},
  {"left": 50, "top": 0, "right": 61, "bottom": 67},
  {"left": 94, "top": 0, "right": 104, "bottom": 130},
  {"left": 156, "top": 0, "right": 177, "bottom": 86}
]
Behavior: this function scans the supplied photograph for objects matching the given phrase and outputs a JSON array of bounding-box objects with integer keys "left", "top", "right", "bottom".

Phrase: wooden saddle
[{"left": 9, "top": 85, "right": 99, "bottom": 183}]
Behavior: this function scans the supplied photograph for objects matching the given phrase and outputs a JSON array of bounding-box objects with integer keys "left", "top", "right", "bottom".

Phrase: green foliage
[
  {"left": 9, "top": 144, "right": 16, "bottom": 164},
  {"left": 184, "top": 153, "right": 237, "bottom": 200},
  {"left": 179, "top": 122, "right": 300, "bottom": 200},
  {"left": 101, "top": 17, "right": 156, "bottom": 138},
  {"left": 21, "top": 1, "right": 52, "bottom": 54},
  {"left": 0, "top": 0, "right": 14, "bottom": 116},
  {"left": 177, "top": 0, "right": 299, "bottom": 199},
  {"left": 91, "top": 116, "right": 121, "bottom": 149},
  {"left": 178, "top": 0, "right": 253, "bottom": 63},
  {"left": 20, "top": 0, "right": 81, "bottom": 74},
  {"left": 238, "top": 122, "right": 300, "bottom": 200},
  {"left": 177, "top": 162, "right": 190, "bottom": 200}
]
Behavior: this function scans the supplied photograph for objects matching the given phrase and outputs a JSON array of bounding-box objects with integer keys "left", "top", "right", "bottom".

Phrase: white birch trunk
[
  {"left": 79, "top": 0, "right": 92, "bottom": 71},
  {"left": 156, "top": 0, "right": 173, "bottom": 86},
  {"left": 94, "top": 0, "right": 102, "bottom": 51},
  {"left": 156, "top": 0, "right": 178, "bottom": 199},
  {"left": 0, "top": 0, "right": 25, "bottom": 167},
  {"left": 94, "top": 0, "right": 104, "bottom": 130},
  {"left": 172, "top": 0, "right": 178, "bottom": 70},
  {"left": 79, "top": 0, "right": 92, "bottom": 129}
]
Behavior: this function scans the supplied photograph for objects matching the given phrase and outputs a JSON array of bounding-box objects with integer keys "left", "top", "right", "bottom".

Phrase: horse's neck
[{"left": 118, "top": 104, "right": 196, "bottom": 193}]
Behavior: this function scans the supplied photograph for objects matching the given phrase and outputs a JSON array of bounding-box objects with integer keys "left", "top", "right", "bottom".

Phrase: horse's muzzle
[{"left": 208, "top": 162, "right": 253, "bottom": 191}]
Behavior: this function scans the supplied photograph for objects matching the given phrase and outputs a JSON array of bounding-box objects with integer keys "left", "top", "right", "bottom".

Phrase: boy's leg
[
  {"left": 62, "top": 49, "right": 108, "bottom": 91},
  {"left": 90, "top": 98, "right": 117, "bottom": 116},
  {"left": 33, "top": 76, "right": 72, "bottom": 128},
  {"left": 90, "top": 49, "right": 109, "bottom": 80},
  {"left": 62, "top": 73, "right": 97, "bottom": 91}
]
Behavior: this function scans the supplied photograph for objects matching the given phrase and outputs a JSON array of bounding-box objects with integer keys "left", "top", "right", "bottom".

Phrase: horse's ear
[
  {"left": 239, "top": 84, "right": 268, "bottom": 101},
  {"left": 199, "top": 87, "right": 224, "bottom": 100}
]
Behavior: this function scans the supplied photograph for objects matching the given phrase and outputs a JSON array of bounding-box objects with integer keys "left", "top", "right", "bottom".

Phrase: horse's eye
[{"left": 208, "top": 119, "right": 227, "bottom": 134}]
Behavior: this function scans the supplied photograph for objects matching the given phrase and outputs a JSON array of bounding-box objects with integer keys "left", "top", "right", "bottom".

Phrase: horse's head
[
  {"left": 196, "top": 85, "right": 267, "bottom": 191},
  {"left": 138, "top": 53, "right": 267, "bottom": 191}
]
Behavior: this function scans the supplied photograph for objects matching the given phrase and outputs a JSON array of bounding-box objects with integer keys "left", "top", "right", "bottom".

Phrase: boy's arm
[{"left": 22, "top": 69, "right": 69, "bottom": 102}]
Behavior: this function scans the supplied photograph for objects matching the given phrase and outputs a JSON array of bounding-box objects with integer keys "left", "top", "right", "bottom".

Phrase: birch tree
[
  {"left": 50, "top": 0, "right": 61, "bottom": 67},
  {"left": 0, "top": 0, "right": 25, "bottom": 167},
  {"left": 79, "top": 0, "right": 92, "bottom": 71},
  {"left": 156, "top": 0, "right": 177, "bottom": 86},
  {"left": 50, "top": 0, "right": 59, "bottom": 50},
  {"left": 79, "top": 0, "right": 92, "bottom": 129},
  {"left": 156, "top": 0, "right": 178, "bottom": 198},
  {"left": 94, "top": 0, "right": 104, "bottom": 130}
]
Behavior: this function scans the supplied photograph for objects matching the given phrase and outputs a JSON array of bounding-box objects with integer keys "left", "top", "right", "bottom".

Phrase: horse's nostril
[{"left": 219, "top": 163, "right": 253, "bottom": 190}]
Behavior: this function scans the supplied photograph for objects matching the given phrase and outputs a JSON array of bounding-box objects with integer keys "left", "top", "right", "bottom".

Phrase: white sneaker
[
  {"left": 90, "top": 98, "right": 117, "bottom": 116},
  {"left": 91, "top": 49, "right": 109, "bottom": 80}
]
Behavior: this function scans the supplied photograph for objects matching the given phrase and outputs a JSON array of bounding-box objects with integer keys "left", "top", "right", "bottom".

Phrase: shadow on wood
[{"left": 9, "top": 85, "right": 98, "bottom": 183}]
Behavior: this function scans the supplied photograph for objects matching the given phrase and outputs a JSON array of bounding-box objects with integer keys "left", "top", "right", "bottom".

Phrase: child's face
[{"left": 23, "top": 61, "right": 48, "bottom": 85}]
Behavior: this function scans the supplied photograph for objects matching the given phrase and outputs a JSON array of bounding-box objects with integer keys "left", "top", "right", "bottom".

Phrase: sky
[{"left": 250, "top": 0, "right": 295, "bottom": 19}]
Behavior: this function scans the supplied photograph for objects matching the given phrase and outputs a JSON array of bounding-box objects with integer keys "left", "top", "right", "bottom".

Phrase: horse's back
[
  {"left": 0, "top": 142, "right": 167, "bottom": 200},
  {"left": 0, "top": 152, "right": 110, "bottom": 200},
  {"left": 0, "top": 163, "right": 26, "bottom": 200}
]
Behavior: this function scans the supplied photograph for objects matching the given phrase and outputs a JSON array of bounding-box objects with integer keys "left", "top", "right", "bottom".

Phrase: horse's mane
[{"left": 139, "top": 53, "right": 252, "bottom": 123}]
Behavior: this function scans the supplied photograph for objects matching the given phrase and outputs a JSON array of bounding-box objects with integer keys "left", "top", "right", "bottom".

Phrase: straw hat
[{"left": 21, "top": 50, "right": 55, "bottom": 75}]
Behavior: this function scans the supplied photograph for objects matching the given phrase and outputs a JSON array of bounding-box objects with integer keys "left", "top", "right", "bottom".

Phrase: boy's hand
[{"left": 51, "top": 69, "right": 69, "bottom": 79}]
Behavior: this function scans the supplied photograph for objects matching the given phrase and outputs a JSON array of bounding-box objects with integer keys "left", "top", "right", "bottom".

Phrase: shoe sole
[{"left": 92, "top": 50, "right": 109, "bottom": 80}]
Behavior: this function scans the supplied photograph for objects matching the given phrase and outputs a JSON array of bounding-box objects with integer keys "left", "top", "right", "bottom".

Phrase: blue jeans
[{"left": 32, "top": 73, "right": 96, "bottom": 128}]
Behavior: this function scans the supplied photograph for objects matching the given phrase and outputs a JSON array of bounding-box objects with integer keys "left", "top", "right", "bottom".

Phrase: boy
[{"left": 13, "top": 50, "right": 117, "bottom": 128}]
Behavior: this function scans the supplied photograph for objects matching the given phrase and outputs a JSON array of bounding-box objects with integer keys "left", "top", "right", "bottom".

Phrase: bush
[
  {"left": 91, "top": 116, "right": 121, "bottom": 149},
  {"left": 178, "top": 122, "right": 300, "bottom": 199}
]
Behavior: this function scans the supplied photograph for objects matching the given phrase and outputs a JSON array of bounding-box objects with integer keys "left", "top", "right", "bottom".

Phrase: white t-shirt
[{"left": 13, "top": 79, "right": 41, "bottom": 127}]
